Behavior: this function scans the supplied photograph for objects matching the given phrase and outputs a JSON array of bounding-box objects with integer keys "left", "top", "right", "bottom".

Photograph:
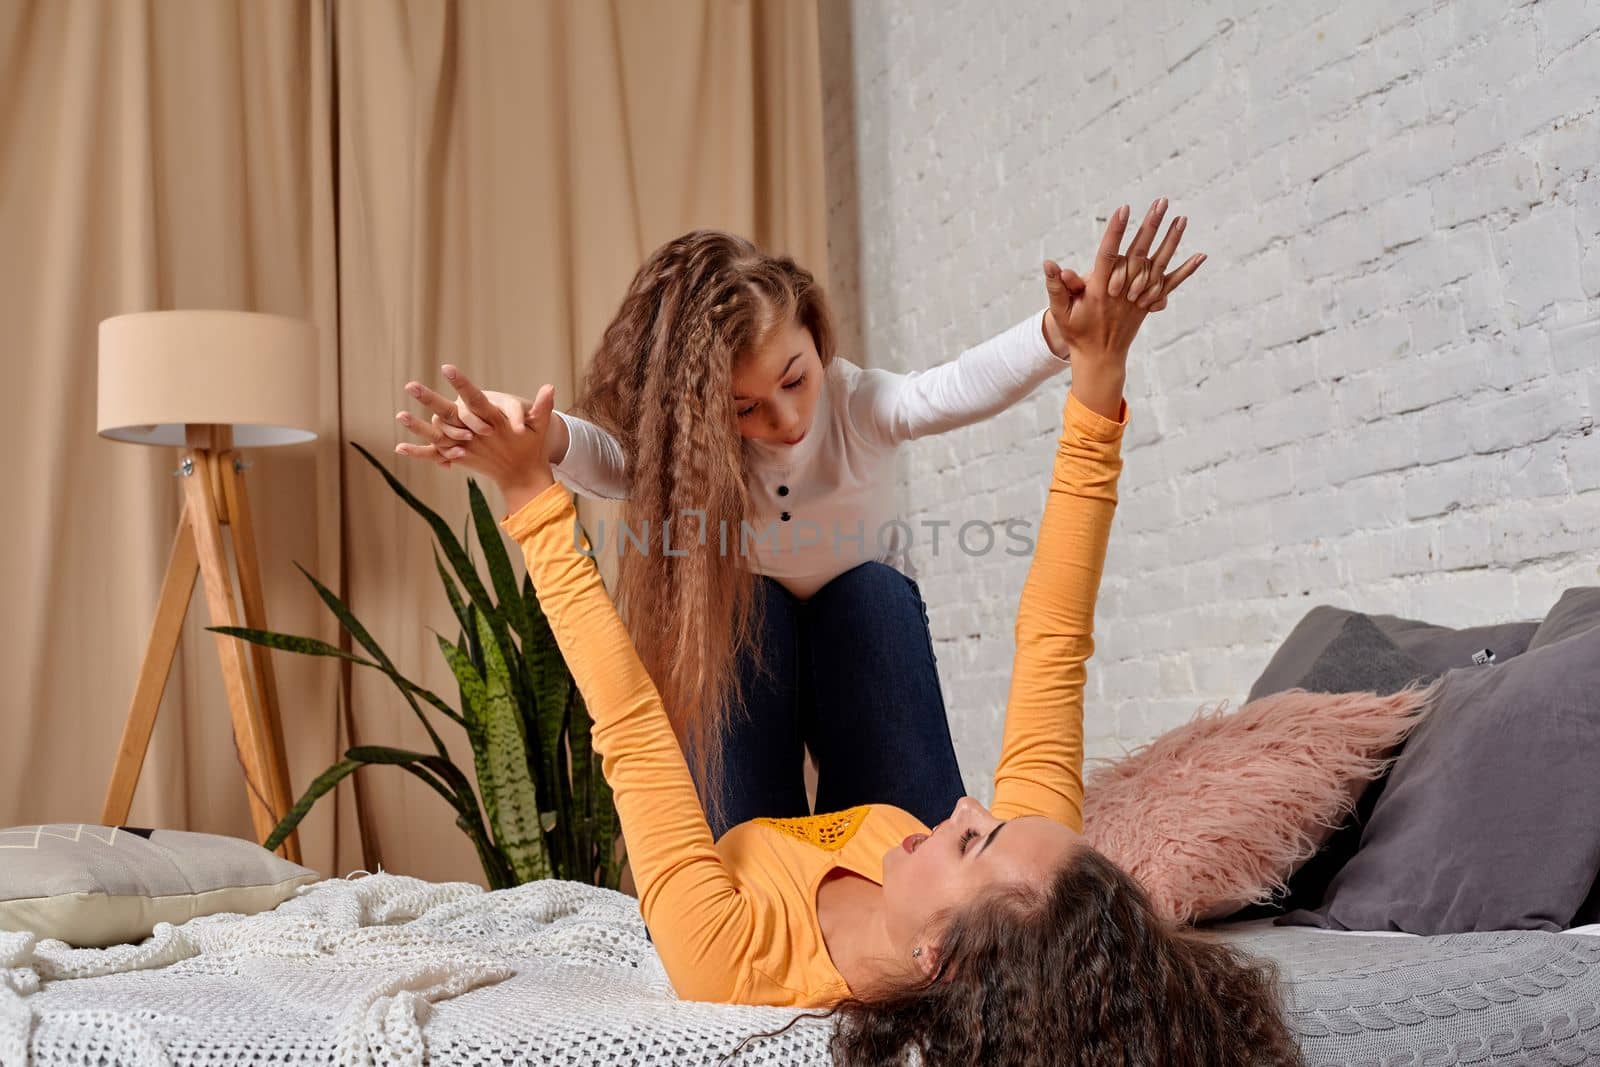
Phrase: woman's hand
[
  {"left": 396, "top": 373, "right": 571, "bottom": 470},
  {"left": 1041, "top": 198, "right": 1205, "bottom": 367},
  {"left": 396, "top": 366, "right": 558, "bottom": 514}
]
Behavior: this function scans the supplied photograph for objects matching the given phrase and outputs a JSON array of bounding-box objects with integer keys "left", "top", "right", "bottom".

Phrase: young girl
[
  {"left": 399, "top": 215, "right": 1301, "bottom": 1064},
  {"left": 396, "top": 200, "right": 1191, "bottom": 840}
]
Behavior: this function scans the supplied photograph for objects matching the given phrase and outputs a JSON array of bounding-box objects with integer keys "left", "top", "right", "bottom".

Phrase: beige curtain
[
  {"left": 1, "top": 0, "right": 827, "bottom": 887},
  {"left": 0, "top": 0, "right": 353, "bottom": 874}
]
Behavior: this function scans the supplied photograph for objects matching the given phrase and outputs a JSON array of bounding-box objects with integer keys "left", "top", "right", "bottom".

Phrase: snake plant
[{"left": 210, "top": 442, "right": 620, "bottom": 890}]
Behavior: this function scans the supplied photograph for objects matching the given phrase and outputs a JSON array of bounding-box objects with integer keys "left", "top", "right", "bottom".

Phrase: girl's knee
[{"left": 815, "top": 560, "right": 918, "bottom": 609}]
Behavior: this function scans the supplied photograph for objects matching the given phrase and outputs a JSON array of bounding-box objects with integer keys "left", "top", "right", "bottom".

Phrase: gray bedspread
[{"left": 1220, "top": 925, "right": 1600, "bottom": 1065}]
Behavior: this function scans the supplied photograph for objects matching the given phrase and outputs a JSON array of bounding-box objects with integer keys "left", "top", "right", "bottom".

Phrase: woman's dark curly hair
[{"left": 730, "top": 845, "right": 1304, "bottom": 1066}]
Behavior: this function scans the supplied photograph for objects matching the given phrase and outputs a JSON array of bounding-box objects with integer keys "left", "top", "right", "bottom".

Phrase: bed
[
  {"left": 4, "top": 872, "right": 1598, "bottom": 1066},
  {"left": 1216, "top": 917, "right": 1600, "bottom": 1065}
]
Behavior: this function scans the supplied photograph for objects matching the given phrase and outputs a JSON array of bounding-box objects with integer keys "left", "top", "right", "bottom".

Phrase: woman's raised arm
[
  {"left": 398, "top": 373, "right": 752, "bottom": 1002},
  {"left": 990, "top": 389, "right": 1126, "bottom": 829},
  {"left": 500, "top": 480, "right": 753, "bottom": 999},
  {"left": 990, "top": 201, "right": 1204, "bottom": 828}
]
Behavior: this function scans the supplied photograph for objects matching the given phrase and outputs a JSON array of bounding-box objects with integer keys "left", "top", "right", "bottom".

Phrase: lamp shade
[{"left": 98, "top": 310, "right": 319, "bottom": 447}]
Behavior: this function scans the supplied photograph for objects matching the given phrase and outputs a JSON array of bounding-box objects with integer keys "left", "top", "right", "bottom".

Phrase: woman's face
[
  {"left": 880, "top": 795, "right": 1083, "bottom": 972},
  {"left": 730, "top": 317, "right": 824, "bottom": 446}
]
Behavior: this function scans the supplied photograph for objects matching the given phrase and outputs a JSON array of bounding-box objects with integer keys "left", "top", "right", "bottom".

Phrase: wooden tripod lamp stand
[{"left": 96, "top": 311, "right": 319, "bottom": 863}]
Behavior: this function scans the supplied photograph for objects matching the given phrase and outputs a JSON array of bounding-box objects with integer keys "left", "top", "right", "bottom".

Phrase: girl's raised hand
[{"left": 396, "top": 366, "right": 557, "bottom": 509}]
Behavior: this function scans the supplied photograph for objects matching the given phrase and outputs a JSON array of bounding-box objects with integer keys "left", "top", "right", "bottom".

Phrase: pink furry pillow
[{"left": 1082, "top": 682, "right": 1441, "bottom": 924}]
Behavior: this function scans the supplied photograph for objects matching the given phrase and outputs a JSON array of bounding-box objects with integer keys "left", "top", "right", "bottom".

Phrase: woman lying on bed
[{"left": 402, "top": 210, "right": 1302, "bottom": 1066}]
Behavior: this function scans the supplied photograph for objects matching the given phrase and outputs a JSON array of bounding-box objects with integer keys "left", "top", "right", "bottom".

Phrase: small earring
[{"left": 911, "top": 946, "right": 923, "bottom": 958}]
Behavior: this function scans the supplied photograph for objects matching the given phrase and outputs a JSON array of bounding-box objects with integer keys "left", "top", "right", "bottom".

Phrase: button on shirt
[{"left": 550, "top": 308, "right": 1069, "bottom": 600}]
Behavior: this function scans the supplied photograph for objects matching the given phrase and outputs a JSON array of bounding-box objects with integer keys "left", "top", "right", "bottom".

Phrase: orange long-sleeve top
[{"left": 499, "top": 388, "right": 1128, "bottom": 1007}]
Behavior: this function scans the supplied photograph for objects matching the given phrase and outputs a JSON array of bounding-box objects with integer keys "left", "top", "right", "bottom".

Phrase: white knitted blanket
[
  {"left": 0, "top": 871, "right": 832, "bottom": 1066},
  {"left": 9, "top": 871, "right": 1598, "bottom": 1065}
]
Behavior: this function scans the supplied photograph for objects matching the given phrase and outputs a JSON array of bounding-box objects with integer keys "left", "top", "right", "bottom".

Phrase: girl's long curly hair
[
  {"left": 733, "top": 846, "right": 1304, "bottom": 1067},
  {"left": 572, "top": 229, "right": 836, "bottom": 825}
]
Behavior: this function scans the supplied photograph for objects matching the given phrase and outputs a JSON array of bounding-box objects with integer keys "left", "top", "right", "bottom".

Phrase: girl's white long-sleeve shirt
[{"left": 550, "top": 308, "right": 1069, "bottom": 600}]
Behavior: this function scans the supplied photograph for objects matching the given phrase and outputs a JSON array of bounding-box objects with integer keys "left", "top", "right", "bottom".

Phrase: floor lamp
[{"left": 96, "top": 311, "right": 319, "bottom": 863}]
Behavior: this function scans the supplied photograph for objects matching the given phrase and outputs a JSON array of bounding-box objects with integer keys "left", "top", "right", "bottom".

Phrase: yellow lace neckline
[{"left": 752, "top": 806, "right": 870, "bottom": 851}]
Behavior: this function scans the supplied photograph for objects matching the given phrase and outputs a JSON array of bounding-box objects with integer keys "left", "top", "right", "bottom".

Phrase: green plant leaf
[
  {"left": 344, "top": 745, "right": 465, "bottom": 808},
  {"left": 210, "top": 625, "right": 466, "bottom": 730},
  {"left": 566, "top": 683, "right": 600, "bottom": 883},
  {"left": 475, "top": 609, "right": 550, "bottom": 882},
  {"left": 340, "top": 746, "right": 510, "bottom": 890},
  {"left": 438, "top": 629, "right": 547, "bottom": 883},
  {"left": 208, "top": 627, "right": 376, "bottom": 664},
  {"left": 289, "top": 563, "right": 453, "bottom": 757},
  {"left": 465, "top": 479, "right": 544, "bottom": 790},
  {"left": 352, "top": 443, "right": 523, "bottom": 703},
  {"left": 436, "top": 632, "right": 512, "bottom": 875},
  {"left": 466, "top": 602, "right": 485, "bottom": 673},
  {"left": 352, "top": 441, "right": 494, "bottom": 610},
  {"left": 515, "top": 574, "right": 576, "bottom": 872},
  {"left": 437, "top": 633, "right": 489, "bottom": 747},
  {"left": 340, "top": 745, "right": 491, "bottom": 829},
  {"left": 434, "top": 546, "right": 472, "bottom": 638},
  {"left": 553, "top": 678, "right": 577, "bottom": 880},
  {"left": 468, "top": 478, "right": 534, "bottom": 646},
  {"left": 264, "top": 757, "right": 362, "bottom": 852},
  {"left": 245, "top": 444, "right": 622, "bottom": 891},
  {"left": 455, "top": 812, "right": 516, "bottom": 890}
]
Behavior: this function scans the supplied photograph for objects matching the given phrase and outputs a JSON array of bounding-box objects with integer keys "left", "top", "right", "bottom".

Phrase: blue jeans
[{"left": 699, "top": 560, "right": 967, "bottom": 839}]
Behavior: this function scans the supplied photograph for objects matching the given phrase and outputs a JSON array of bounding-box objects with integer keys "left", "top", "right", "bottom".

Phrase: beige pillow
[{"left": 0, "top": 824, "right": 320, "bottom": 947}]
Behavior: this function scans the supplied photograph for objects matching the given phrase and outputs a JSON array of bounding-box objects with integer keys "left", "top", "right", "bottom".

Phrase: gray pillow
[
  {"left": 0, "top": 824, "right": 320, "bottom": 947},
  {"left": 1528, "top": 586, "right": 1600, "bottom": 650},
  {"left": 1248, "top": 608, "right": 1435, "bottom": 703},
  {"left": 1290, "top": 626, "right": 1600, "bottom": 933},
  {"left": 1224, "top": 613, "right": 1433, "bottom": 921},
  {"left": 1367, "top": 613, "right": 1541, "bottom": 675},
  {"left": 1530, "top": 587, "right": 1600, "bottom": 923}
]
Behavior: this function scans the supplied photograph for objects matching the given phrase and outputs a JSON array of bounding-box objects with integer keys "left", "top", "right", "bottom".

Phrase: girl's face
[
  {"left": 879, "top": 795, "right": 1082, "bottom": 975},
  {"left": 730, "top": 317, "right": 824, "bottom": 446}
]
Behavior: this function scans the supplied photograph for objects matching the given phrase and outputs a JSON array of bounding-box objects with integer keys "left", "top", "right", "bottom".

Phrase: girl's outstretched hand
[
  {"left": 1042, "top": 198, "right": 1205, "bottom": 368},
  {"left": 396, "top": 365, "right": 557, "bottom": 514},
  {"left": 395, "top": 379, "right": 549, "bottom": 470}
]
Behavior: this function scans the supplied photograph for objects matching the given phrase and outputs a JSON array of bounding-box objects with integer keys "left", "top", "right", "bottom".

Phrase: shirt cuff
[
  {"left": 1064, "top": 390, "right": 1129, "bottom": 442},
  {"left": 549, "top": 410, "right": 572, "bottom": 469},
  {"left": 499, "top": 479, "right": 573, "bottom": 541},
  {"left": 1031, "top": 308, "right": 1070, "bottom": 365}
]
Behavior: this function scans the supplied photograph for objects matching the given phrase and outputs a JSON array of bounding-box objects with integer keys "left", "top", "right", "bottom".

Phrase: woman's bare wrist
[
  {"left": 1069, "top": 366, "right": 1127, "bottom": 423},
  {"left": 500, "top": 474, "right": 557, "bottom": 519}
]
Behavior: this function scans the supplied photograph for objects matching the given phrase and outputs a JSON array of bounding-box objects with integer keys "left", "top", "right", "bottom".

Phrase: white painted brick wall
[{"left": 820, "top": 0, "right": 1600, "bottom": 800}]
